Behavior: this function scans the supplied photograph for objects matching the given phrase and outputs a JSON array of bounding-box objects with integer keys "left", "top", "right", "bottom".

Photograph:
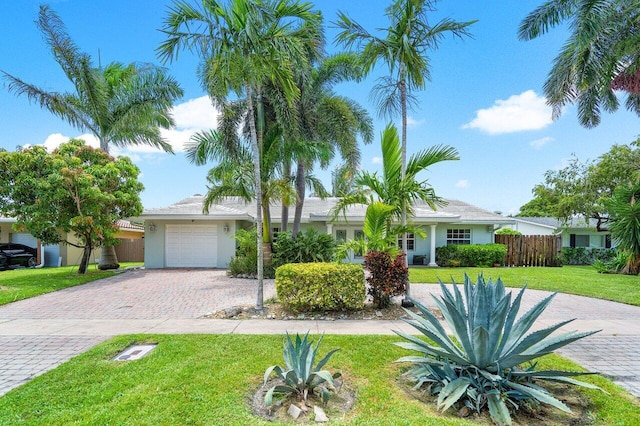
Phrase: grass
[
  {"left": 0, "top": 334, "right": 637, "bottom": 425},
  {"left": 0, "top": 262, "right": 143, "bottom": 306},
  {"left": 410, "top": 266, "right": 640, "bottom": 306}
]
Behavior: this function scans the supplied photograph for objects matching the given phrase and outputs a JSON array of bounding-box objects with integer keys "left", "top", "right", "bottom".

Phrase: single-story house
[
  {"left": 136, "top": 195, "right": 515, "bottom": 269},
  {"left": 0, "top": 218, "right": 144, "bottom": 267},
  {"left": 507, "top": 217, "right": 611, "bottom": 249}
]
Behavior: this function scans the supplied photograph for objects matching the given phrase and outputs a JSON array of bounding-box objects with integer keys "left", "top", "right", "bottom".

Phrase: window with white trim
[
  {"left": 447, "top": 228, "right": 471, "bottom": 245},
  {"left": 335, "top": 229, "right": 347, "bottom": 242},
  {"left": 354, "top": 229, "right": 365, "bottom": 257},
  {"left": 397, "top": 233, "right": 415, "bottom": 251}
]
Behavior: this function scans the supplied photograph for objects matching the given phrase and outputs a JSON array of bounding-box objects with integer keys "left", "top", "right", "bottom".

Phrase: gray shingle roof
[
  {"left": 515, "top": 216, "right": 600, "bottom": 229},
  {"left": 141, "top": 195, "right": 513, "bottom": 225}
]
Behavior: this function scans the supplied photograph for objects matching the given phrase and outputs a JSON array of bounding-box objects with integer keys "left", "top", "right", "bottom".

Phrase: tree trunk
[
  {"left": 247, "top": 86, "right": 264, "bottom": 310},
  {"left": 399, "top": 75, "right": 412, "bottom": 304},
  {"left": 292, "top": 161, "right": 306, "bottom": 238},
  {"left": 281, "top": 158, "right": 291, "bottom": 232},
  {"left": 98, "top": 244, "right": 120, "bottom": 270},
  {"left": 78, "top": 245, "right": 92, "bottom": 274}
]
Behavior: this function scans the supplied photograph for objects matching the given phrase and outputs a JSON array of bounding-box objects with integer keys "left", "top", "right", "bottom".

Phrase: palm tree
[
  {"left": 335, "top": 0, "right": 475, "bottom": 270},
  {"left": 289, "top": 52, "right": 374, "bottom": 237},
  {"left": 1, "top": 5, "right": 183, "bottom": 270},
  {"left": 519, "top": 0, "right": 640, "bottom": 127},
  {"left": 332, "top": 124, "right": 459, "bottom": 298},
  {"left": 607, "top": 180, "right": 640, "bottom": 275},
  {"left": 158, "top": 0, "right": 320, "bottom": 309}
]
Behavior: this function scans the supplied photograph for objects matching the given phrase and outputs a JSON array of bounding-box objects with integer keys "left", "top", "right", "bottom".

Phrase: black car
[{"left": 0, "top": 243, "right": 38, "bottom": 270}]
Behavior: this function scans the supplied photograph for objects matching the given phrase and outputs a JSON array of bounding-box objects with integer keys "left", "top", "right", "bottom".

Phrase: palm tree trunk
[
  {"left": 246, "top": 86, "right": 264, "bottom": 310},
  {"left": 98, "top": 245, "right": 120, "bottom": 270},
  {"left": 281, "top": 158, "right": 291, "bottom": 232},
  {"left": 292, "top": 161, "right": 306, "bottom": 238},
  {"left": 400, "top": 74, "right": 412, "bottom": 306}
]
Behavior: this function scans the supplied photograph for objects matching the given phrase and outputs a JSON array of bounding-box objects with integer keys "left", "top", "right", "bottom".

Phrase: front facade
[{"left": 138, "top": 196, "right": 514, "bottom": 269}]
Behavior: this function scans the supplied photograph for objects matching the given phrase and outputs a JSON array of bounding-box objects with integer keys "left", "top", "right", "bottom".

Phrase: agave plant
[
  {"left": 394, "top": 274, "right": 602, "bottom": 426},
  {"left": 264, "top": 332, "right": 341, "bottom": 406}
]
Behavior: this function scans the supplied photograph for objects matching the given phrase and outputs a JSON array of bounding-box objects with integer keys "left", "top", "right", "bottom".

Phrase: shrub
[
  {"left": 272, "top": 229, "right": 336, "bottom": 269},
  {"left": 275, "top": 263, "right": 365, "bottom": 312},
  {"left": 563, "top": 247, "right": 616, "bottom": 265},
  {"left": 364, "top": 251, "right": 407, "bottom": 308},
  {"left": 264, "top": 332, "right": 340, "bottom": 406},
  {"left": 495, "top": 228, "right": 522, "bottom": 235},
  {"left": 394, "top": 274, "right": 601, "bottom": 426},
  {"left": 227, "top": 227, "right": 274, "bottom": 278},
  {"left": 436, "top": 244, "right": 506, "bottom": 267}
]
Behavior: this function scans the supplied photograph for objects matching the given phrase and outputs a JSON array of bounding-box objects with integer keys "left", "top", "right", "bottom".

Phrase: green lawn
[
  {"left": 410, "top": 266, "right": 640, "bottom": 306},
  {"left": 0, "top": 334, "right": 637, "bottom": 425},
  {"left": 0, "top": 263, "right": 143, "bottom": 306}
]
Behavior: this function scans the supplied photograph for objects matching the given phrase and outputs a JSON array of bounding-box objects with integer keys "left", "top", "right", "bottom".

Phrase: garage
[
  {"left": 10, "top": 233, "right": 38, "bottom": 248},
  {"left": 165, "top": 224, "right": 218, "bottom": 267}
]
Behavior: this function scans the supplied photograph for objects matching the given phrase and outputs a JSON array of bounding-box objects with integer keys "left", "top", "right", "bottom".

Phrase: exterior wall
[
  {"left": 561, "top": 229, "right": 609, "bottom": 249},
  {"left": 434, "top": 224, "right": 495, "bottom": 247},
  {"left": 0, "top": 223, "right": 12, "bottom": 243},
  {"left": 506, "top": 221, "right": 556, "bottom": 236},
  {"left": 143, "top": 220, "right": 237, "bottom": 269}
]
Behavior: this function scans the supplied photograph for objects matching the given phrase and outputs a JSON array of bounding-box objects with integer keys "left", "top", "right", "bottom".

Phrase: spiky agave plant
[
  {"left": 394, "top": 274, "right": 602, "bottom": 426},
  {"left": 264, "top": 332, "right": 341, "bottom": 406}
]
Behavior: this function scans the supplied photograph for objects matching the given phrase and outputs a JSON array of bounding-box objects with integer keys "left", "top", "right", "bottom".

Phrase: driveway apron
[{"left": 0, "top": 269, "right": 638, "bottom": 398}]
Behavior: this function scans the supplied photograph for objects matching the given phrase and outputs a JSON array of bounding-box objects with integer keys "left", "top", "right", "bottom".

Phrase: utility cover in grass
[{"left": 112, "top": 344, "right": 157, "bottom": 361}]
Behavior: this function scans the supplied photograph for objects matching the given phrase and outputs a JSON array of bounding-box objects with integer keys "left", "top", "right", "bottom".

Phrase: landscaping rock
[
  {"left": 287, "top": 404, "right": 303, "bottom": 420},
  {"left": 314, "top": 405, "right": 329, "bottom": 423}
]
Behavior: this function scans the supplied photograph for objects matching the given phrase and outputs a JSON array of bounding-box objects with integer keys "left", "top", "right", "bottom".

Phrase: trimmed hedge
[
  {"left": 563, "top": 247, "right": 616, "bottom": 265},
  {"left": 275, "top": 262, "right": 365, "bottom": 312},
  {"left": 436, "top": 244, "right": 507, "bottom": 267}
]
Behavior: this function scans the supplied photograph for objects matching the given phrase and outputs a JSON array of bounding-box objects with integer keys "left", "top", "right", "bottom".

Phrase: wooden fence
[
  {"left": 114, "top": 238, "right": 144, "bottom": 263},
  {"left": 495, "top": 234, "right": 562, "bottom": 267}
]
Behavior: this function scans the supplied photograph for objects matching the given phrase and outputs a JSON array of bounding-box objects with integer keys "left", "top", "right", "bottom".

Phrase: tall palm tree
[
  {"left": 335, "top": 0, "right": 475, "bottom": 272},
  {"left": 332, "top": 124, "right": 459, "bottom": 297},
  {"left": 1, "top": 5, "right": 183, "bottom": 270},
  {"left": 289, "top": 52, "right": 374, "bottom": 237},
  {"left": 158, "top": 0, "right": 320, "bottom": 309},
  {"left": 519, "top": 0, "right": 640, "bottom": 127}
]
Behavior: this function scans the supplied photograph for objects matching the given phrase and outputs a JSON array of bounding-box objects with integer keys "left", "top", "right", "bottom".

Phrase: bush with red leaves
[{"left": 364, "top": 250, "right": 408, "bottom": 308}]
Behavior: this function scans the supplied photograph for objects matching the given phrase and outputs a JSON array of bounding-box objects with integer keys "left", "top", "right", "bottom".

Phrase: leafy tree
[
  {"left": 335, "top": 0, "right": 475, "bottom": 270},
  {"left": 607, "top": 180, "right": 640, "bottom": 275},
  {"left": 518, "top": 141, "right": 640, "bottom": 229},
  {"left": 158, "top": 0, "right": 320, "bottom": 309},
  {"left": 0, "top": 140, "right": 143, "bottom": 274},
  {"left": 519, "top": 0, "right": 640, "bottom": 127},
  {"left": 1, "top": 5, "right": 183, "bottom": 269}
]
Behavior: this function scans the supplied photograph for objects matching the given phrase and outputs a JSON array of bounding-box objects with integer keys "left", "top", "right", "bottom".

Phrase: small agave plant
[
  {"left": 264, "top": 331, "right": 341, "bottom": 407},
  {"left": 394, "top": 274, "right": 602, "bottom": 426}
]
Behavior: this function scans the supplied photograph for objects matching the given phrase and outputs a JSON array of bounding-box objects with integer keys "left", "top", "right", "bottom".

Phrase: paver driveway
[{"left": 0, "top": 268, "right": 638, "bottom": 398}]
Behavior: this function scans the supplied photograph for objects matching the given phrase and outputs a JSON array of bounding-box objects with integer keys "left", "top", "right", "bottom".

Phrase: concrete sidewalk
[{"left": 0, "top": 269, "right": 638, "bottom": 397}]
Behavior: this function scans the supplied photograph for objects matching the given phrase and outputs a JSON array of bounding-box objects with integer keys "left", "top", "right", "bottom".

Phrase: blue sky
[{"left": 1, "top": 0, "right": 638, "bottom": 215}]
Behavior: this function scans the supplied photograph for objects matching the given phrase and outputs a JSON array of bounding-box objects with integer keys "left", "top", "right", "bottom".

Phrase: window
[
  {"left": 272, "top": 227, "right": 280, "bottom": 238},
  {"left": 447, "top": 228, "right": 471, "bottom": 245},
  {"left": 335, "top": 229, "right": 347, "bottom": 242},
  {"left": 397, "top": 233, "right": 415, "bottom": 251},
  {"left": 354, "top": 229, "right": 365, "bottom": 257},
  {"left": 570, "top": 234, "right": 589, "bottom": 248}
]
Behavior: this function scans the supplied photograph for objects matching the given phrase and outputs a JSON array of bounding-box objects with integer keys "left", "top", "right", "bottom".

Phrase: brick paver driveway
[{"left": 0, "top": 268, "right": 638, "bottom": 398}]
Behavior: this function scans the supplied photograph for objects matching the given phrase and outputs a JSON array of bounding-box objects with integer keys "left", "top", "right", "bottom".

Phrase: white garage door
[
  {"left": 165, "top": 224, "right": 218, "bottom": 267},
  {"left": 11, "top": 233, "right": 38, "bottom": 248}
]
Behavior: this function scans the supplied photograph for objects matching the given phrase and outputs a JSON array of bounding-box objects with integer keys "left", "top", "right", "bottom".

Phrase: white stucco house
[
  {"left": 136, "top": 195, "right": 514, "bottom": 269},
  {"left": 508, "top": 217, "right": 611, "bottom": 249}
]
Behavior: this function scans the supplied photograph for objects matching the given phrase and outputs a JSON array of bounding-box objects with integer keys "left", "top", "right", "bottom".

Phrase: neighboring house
[
  {"left": 509, "top": 217, "right": 611, "bottom": 249},
  {"left": 136, "top": 195, "right": 514, "bottom": 269},
  {"left": 0, "top": 217, "right": 144, "bottom": 267}
]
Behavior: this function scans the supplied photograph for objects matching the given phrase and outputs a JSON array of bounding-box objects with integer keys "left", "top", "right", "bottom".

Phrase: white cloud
[
  {"left": 406, "top": 116, "right": 426, "bottom": 127},
  {"left": 455, "top": 179, "right": 469, "bottom": 188},
  {"left": 530, "top": 136, "right": 554, "bottom": 150},
  {"left": 42, "top": 133, "right": 99, "bottom": 151},
  {"left": 371, "top": 157, "right": 382, "bottom": 164},
  {"left": 462, "top": 90, "right": 553, "bottom": 134}
]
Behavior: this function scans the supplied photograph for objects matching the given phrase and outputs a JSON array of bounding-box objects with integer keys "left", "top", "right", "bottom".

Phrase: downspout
[{"left": 35, "top": 241, "right": 45, "bottom": 268}]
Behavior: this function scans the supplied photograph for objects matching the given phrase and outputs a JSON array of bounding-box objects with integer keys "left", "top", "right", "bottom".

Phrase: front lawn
[
  {"left": 0, "top": 334, "right": 637, "bottom": 425},
  {"left": 410, "top": 266, "right": 640, "bottom": 306},
  {"left": 0, "top": 263, "right": 143, "bottom": 306}
]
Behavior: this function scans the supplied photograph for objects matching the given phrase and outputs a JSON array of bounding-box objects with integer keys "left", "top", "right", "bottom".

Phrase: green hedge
[
  {"left": 275, "top": 262, "right": 365, "bottom": 312},
  {"left": 435, "top": 244, "right": 507, "bottom": 267},
  {"left": 563, "top": 247, "right": 616, "bottom": 265}
]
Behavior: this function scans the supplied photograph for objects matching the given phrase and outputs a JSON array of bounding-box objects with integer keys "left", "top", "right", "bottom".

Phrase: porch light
[{"left": 223, "top": 224, "right": 230, "bottom": 234}]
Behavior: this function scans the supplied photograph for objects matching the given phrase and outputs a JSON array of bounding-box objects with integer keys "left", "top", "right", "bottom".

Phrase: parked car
[{"left": 0, "top": 243, "right": 38, "bottom": 270}]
